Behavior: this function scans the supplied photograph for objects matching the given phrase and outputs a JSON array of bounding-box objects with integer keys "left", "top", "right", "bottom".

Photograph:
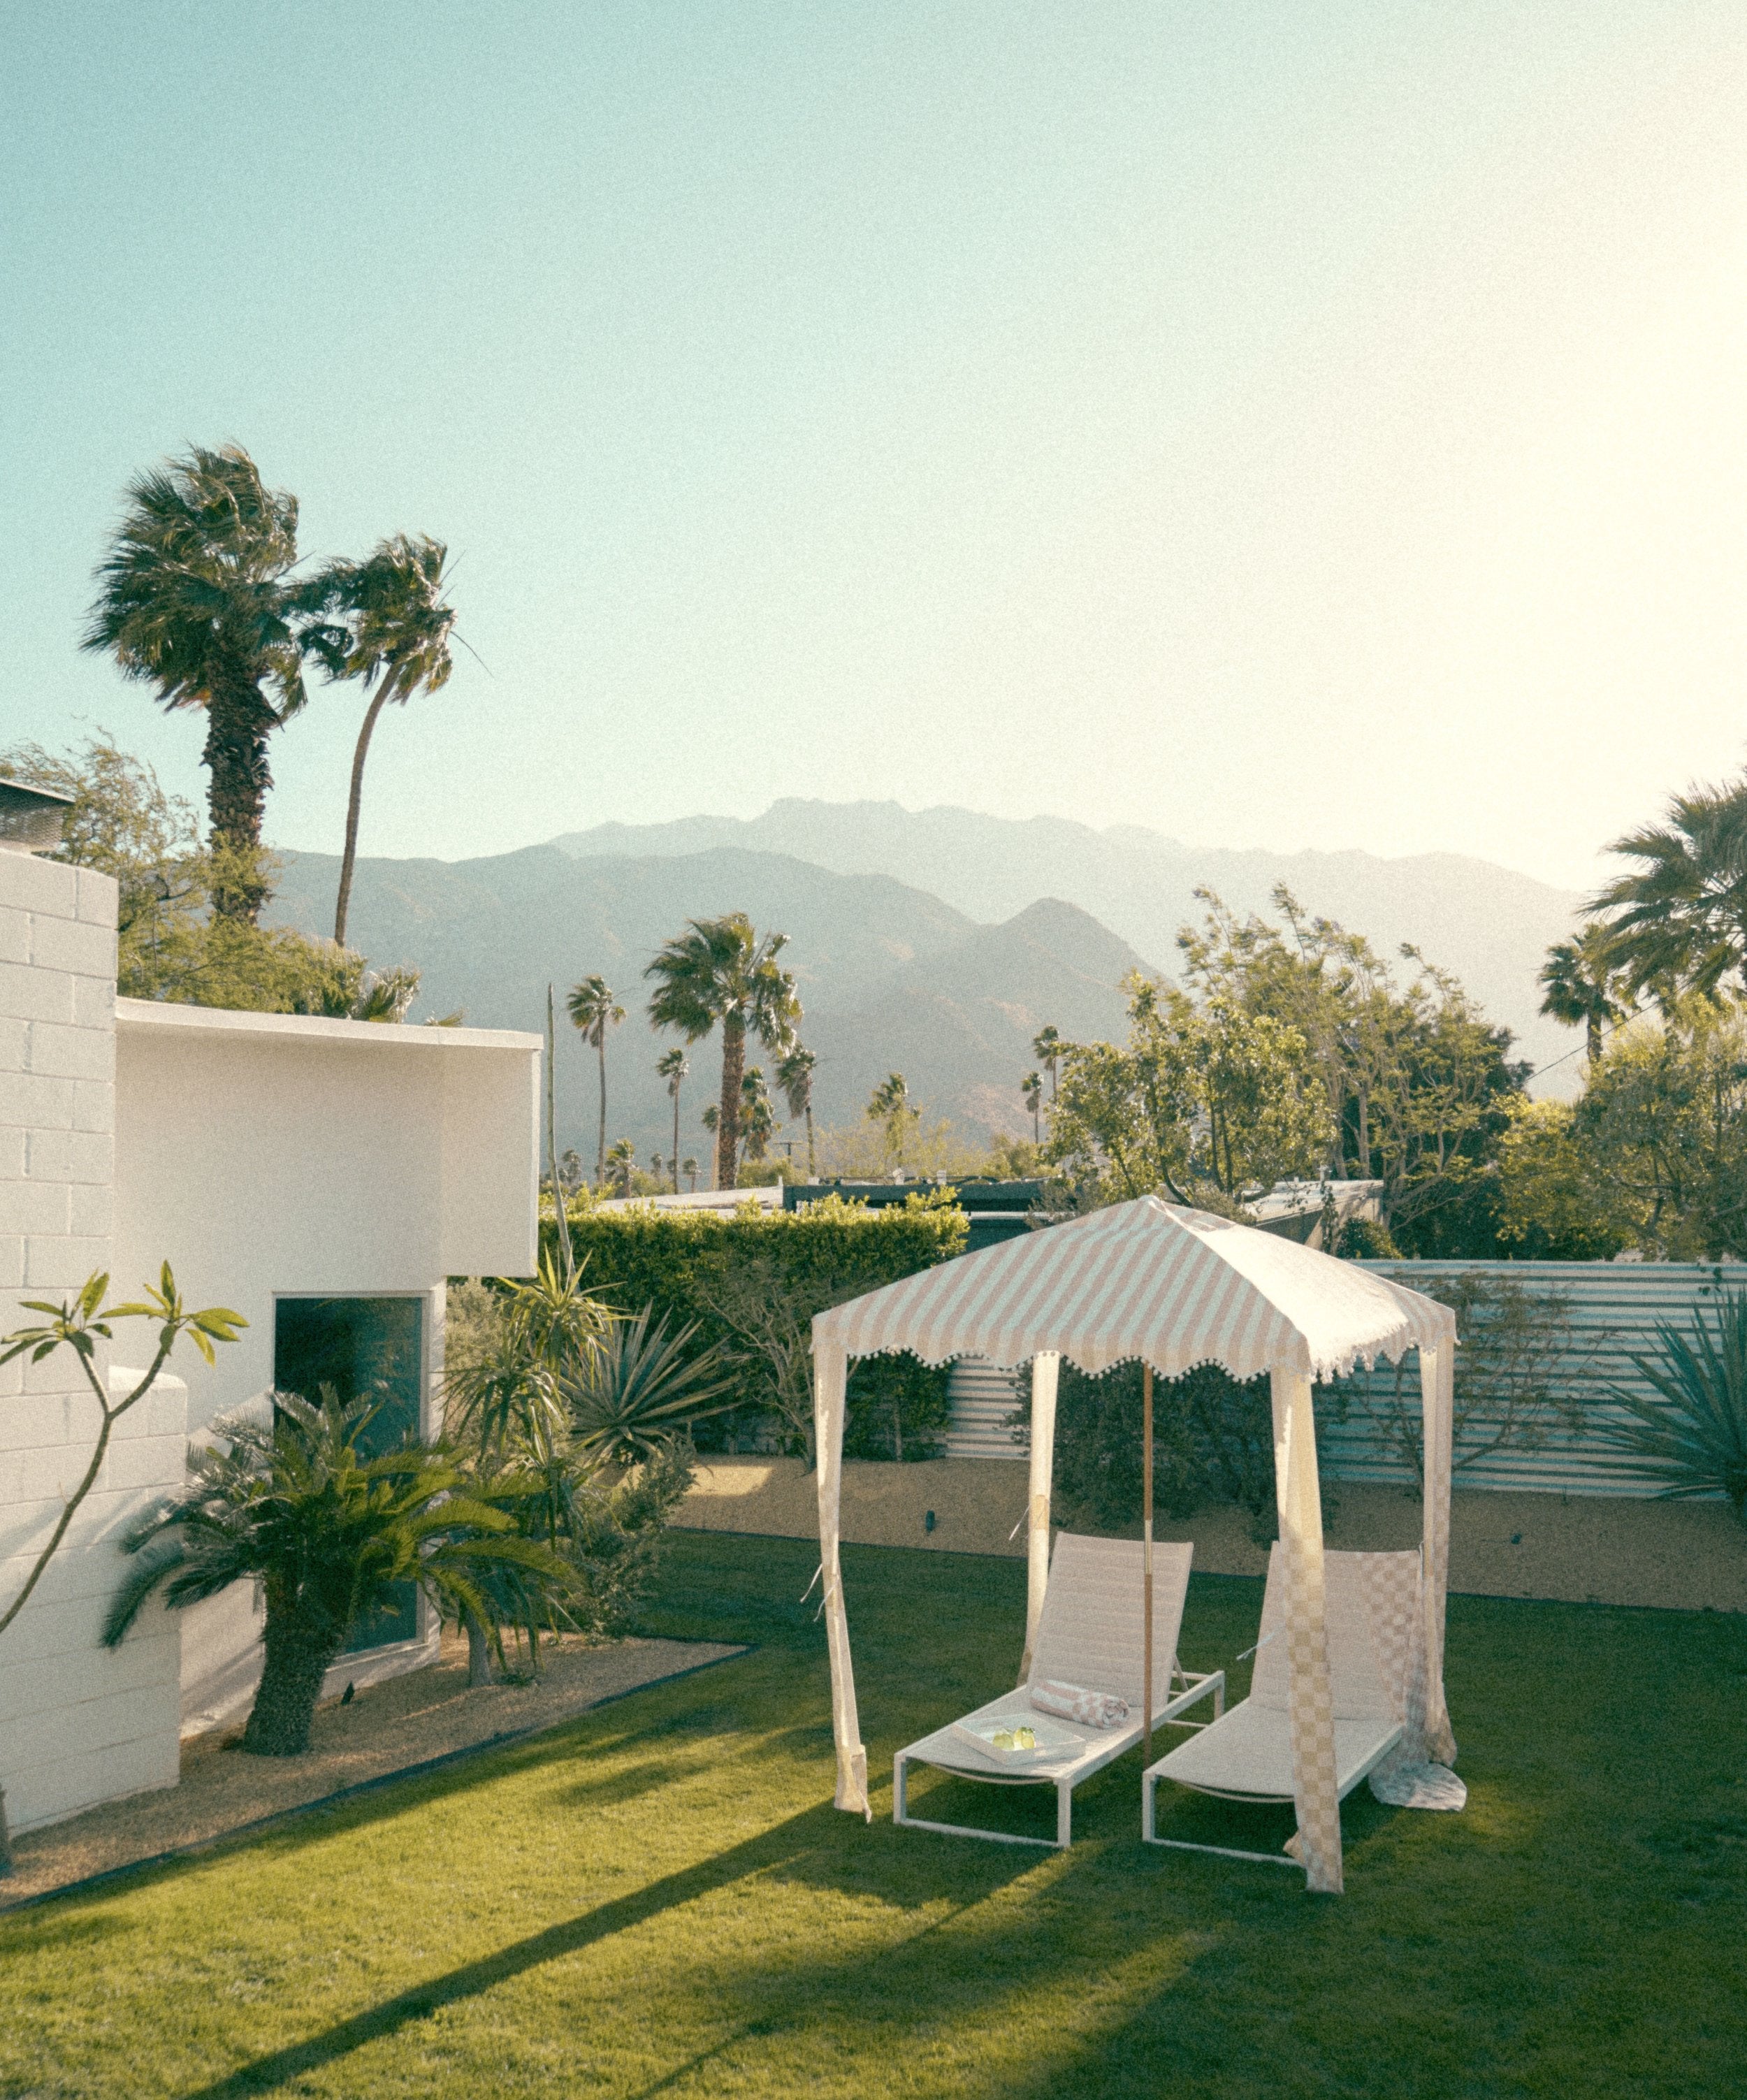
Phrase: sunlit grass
[{"left": 1, "top": 1533, "right": 1742, "bottom": 2097}]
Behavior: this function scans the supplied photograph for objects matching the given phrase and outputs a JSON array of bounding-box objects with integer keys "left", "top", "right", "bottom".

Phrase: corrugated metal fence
[{"left": 945, "top": 1261, "right": 1746, "bottom": 1498}]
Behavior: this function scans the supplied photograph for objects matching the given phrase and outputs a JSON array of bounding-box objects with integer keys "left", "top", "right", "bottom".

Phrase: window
[{"left": 273, "top": 1295, "right": 425, "bottom": 1653}]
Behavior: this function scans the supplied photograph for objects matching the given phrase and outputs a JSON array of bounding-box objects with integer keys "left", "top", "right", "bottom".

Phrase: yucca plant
[
  {"left": 1588, "top": 1290, "right": 1747, "bottom": 1523},
  {"left": 103, "top": 1390, "right": 574, "bottom": 1753},
  {"left": 562, "top": 1306, "right": 738, "bottom": 1465}
]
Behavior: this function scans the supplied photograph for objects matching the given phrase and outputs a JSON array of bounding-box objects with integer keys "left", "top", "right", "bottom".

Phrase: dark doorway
[{"left": 273, "top": 1295, "right": 425, "bottom": 1653}]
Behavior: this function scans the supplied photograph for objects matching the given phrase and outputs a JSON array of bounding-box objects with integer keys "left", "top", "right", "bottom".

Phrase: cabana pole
[{"left": 1142, "top": 1363, "right": 1154, "bottom": 1766}]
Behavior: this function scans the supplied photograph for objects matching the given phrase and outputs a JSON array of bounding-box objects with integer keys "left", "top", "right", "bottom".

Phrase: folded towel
[{"left": 1031, "top": 1679, "right": 1129, "bottom": 1729}]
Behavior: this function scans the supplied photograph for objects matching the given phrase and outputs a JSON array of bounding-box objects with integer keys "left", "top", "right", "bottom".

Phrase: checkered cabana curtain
[{"left": 811, "top": 1195, "right": 1458, "bottom": 1895}]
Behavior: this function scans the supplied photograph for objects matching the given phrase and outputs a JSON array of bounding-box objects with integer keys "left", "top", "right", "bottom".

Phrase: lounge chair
[
  {"left": 1142, "top": 1544, "right": 1415, "bottom": 1866},
  {"left": 893, "top": 1532, "right": 1224, "bottom": 1849}
]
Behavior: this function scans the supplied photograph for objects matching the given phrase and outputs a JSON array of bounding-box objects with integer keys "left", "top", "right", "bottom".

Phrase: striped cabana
[{"left": 810, "top": 1194, "right": 1459, "bottom": 1894}]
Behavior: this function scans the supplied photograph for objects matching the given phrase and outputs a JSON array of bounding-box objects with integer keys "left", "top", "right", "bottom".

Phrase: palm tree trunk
[
  {"left": 804, "top": 1103, "right": 815, "bottom": 1178},
  {"left": 242, "top": 1607, "right": 342, "bottom": 1755},
  {"left": 334, "top": 674, "right": 396, "bottom": 946},
  {"left": 718, "top": 1017, "right": 746, "bottom": 1189},
  {"left": 596, "top": 1034, "right": 608, "bottom": 1185},
  {"left": 672, "top": 1087, "right": 681, "bottom": 1193},
  {"left": 204, "top": 674, "right": 277, "bottom": 922},
  {"left": 1587, "top": 1014, "right": 1602, "bottom": 1065},
  {"left": 465, "top": 1609, "right": 495, "bottom": 1687}
]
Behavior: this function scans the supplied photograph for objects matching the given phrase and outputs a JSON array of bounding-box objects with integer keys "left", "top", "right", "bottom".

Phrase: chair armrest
[{"left": 1156, "top": 1670, "right": 1225, "bottom": 1725}]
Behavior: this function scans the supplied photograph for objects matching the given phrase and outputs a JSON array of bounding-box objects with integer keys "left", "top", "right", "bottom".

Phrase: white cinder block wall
[{"left": 0, "top": 850, "right": 184, "bottom": 1834}]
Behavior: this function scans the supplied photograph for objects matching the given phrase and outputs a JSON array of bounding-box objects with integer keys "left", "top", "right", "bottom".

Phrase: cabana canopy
[{"left": 810, "top": 1195, "right": 1460, "bottom": 1893}]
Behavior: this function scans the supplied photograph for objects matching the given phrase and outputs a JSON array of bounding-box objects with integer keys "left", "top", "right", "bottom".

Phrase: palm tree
[
  {"left": 868, "top": 1071, "right": 917, "bottom": 1167},
  {"left": 83, "top": 444, "right": 313, "bottom": 920},
  {"left": 307, "top": 535, "right": 457, "bottom": 947},
  {"left": 1032, "top": 1024, "right": 1063, "bottom": 1100},
  {"left": 103, "top": 1390, "right": 568, "bottom": 1755},
  {"left": 646, "top": 914, "right": 799, "bottom": 1189},
  {"left": 681, "top": 1156, "right": 699, "bottom": 1192},
  {"left": 657, "top": 1046, "right": 689, "bottom": 1192},
  {"left": 1022, "top": 1070, "right": 1043, "bottom": 1144},
  {"left": 567, "top": 976, "right": 626, "bottom": 1184},
  {"left": 741, "top": 1066, "right": 776, "bottom": 1162},
  {"left": 1588, "top": 776, "right": 1747, "bottom": 1002},
  {"left": 776, "top": 1045, "right": 818, "bottom": 1178},
  {"left": 605, "top": 1136, "right": 637, "bottom": 1196},
  {"left": 1539, "top": 925, "right": 1628, "bottom": 1065}
]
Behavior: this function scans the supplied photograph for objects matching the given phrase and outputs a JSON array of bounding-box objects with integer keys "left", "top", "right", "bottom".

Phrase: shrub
[{"left": 1588, "top": 1288, "right": 1747, "bottom": 1522}]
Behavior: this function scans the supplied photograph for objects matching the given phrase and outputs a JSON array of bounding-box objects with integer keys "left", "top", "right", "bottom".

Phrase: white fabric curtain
[
  {"left": 1270, "top": 1367, "right": 1344, "bottom": 1895},
  {"left": 1418, "top": 1338, "right": 1457, "bottom": 1765},
  {"left": 1022, "top": 1353, "right": 1059, "bottom": 1678},
  {"left": 811, "top": 1341, "right": 869, "bottom": 1817}
]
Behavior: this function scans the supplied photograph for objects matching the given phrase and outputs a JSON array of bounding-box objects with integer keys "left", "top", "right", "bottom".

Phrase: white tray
[{"left": 947, "top": 1714, "right": 1084, "bottom": 1767}]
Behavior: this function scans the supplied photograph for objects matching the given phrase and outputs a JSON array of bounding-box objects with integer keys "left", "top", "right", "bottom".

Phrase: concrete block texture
[
  {"left": 77, "top": 866, "right": 121, "bottom": 928},
  {"left": 24, "top": 1233, "right": 110, "bottom": 1288},
  {"left": 26, "top": 1018, "right": 114, "bottom": 1082},
  {"left": 6, "top": 1070, "right": 77, "bottom": 1130},
  {"left": 0, "top": 960, "right": 73, "bottom": 1026},
  {"left": 0, "top": 1177, "right": 70, "bottom": 1237},
  {"left": 0, "top": 853, "right": 80, "bottom": 921},
  {"left": 0, "top": 906, "right": 28, "bottom": 966},
  {"left": 27, "top": 911, "right": 117, "bottom": 980},
  {"left": 71, "top": 1078, "right": 114, "bottom": 1133},
  {"left": 25, "top": 1126, "right": 112, "bottom": 1185},
  {"left": 0, "top": 1013, "right": 29, "bottom": 1070}
]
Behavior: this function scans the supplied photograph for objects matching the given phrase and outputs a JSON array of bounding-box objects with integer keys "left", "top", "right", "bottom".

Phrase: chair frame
[{"left": 894, "top": 1665, "right": 1226, "bottom": 1851}]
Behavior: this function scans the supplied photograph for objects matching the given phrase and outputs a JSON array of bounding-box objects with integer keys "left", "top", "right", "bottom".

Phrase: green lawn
[{"left": 2, "top": 1533, "right": 1743, "bottom": 2099}]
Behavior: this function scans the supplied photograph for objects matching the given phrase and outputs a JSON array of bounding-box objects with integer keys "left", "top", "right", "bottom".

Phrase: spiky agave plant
[
  {"left": 103, "top": 1390, "right": 573, "bottom": 1753},
  {"left": 1588, "top": 1290, "right": 1747, "bottom": 1523},
  {"left": 563, "top": 1307, "right": 738, "bottom": 1466}
]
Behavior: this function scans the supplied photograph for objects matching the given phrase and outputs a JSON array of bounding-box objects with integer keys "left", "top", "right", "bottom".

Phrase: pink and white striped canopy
[{"left": 813, "top": 1194, "right": 1453, "bottom": 1381}]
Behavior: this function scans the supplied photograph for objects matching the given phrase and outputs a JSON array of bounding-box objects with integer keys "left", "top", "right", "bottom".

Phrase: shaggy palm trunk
[
  {"left": 716, "top": 1016, "right": 745, "bottom": 1189},
  {"left": 465, "top": 1609, "right": 495, "bottom": 1687},
  {"left": 242, "top": 1604, "right": 343, "bottom": 1756},
  {"left": 596, "top": 1035, "right": 609, "bottom": 1185},
  {"left": 334, "top": 675, "right": 396, "bottom": 946},
  {"left": 203, "top": 675, "right": 278, "bottom": 922},
  {"left": 804, "top": 1103, "right": 815, "bottom": 1178},
  {"left": 671, "top": 1085, "right": 681, "bottom": 1193}
]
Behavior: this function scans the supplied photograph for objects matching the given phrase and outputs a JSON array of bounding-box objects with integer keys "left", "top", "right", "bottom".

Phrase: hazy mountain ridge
[
  {"left": 554, "top": 799, "right": 1586, "bottom": 1078},
  {"left": 268, "top": 846, "right": 1151, "bottom": 1160}
]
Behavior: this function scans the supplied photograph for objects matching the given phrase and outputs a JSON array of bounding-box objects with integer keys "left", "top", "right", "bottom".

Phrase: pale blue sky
[{"left": 3, "top": 1, "right": 1744, "bottom": 890}]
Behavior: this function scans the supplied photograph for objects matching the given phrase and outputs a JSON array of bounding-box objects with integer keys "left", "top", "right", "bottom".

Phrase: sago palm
[
  {"left": 82, "top": 444, "right": 313, "bottom": 920},
  {"left": 307, "top": 535, "right": 458, "bottom": 946},
  {"left": 1589, "top": 777, "right": 1747, "bottom": 1003},
  {"left": 646, "top": 913, "right": 799, "bottom": 1189},
  {"left": 569, "top": 975, "right": 626, "bottom": 1185},
  {"left": 103, "top": 1391, "right": 570, "bottom": 1754},
  {"left": 776, "top": 1045, "right": 817, "bottom": 1178}
]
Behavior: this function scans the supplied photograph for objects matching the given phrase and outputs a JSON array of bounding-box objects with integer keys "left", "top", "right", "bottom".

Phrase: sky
[{"left": 3, "top": 1, "right": 1744, "bottom": 895}]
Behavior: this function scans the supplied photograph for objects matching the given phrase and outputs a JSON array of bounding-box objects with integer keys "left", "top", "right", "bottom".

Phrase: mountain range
[{"left": 270, "top": 800, "right": 1586, "bottom": 1168}]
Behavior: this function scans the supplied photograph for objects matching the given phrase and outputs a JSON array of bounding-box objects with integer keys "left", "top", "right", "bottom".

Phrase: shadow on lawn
[{"left": 175, "top": 1800, "right": 1040, "bottom": 2099}]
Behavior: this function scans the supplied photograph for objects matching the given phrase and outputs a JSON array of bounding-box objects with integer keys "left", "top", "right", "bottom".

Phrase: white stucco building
[{"left": 1, "top": 783, "right": 539, "bottom": 1834}]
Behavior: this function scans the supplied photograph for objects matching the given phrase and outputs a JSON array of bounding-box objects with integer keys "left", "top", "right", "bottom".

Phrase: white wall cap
[{"left": 115, "top": 997, "right": 540, "bottom": 1055}]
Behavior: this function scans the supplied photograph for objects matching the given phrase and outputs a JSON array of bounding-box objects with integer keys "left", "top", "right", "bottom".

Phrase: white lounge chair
[
  {"left": 1143, "top": 1544, "right": 1416, "bottom": 1867},
  {"left": 894, "top": 1532, "right": 1224, "bottom": 1849}
]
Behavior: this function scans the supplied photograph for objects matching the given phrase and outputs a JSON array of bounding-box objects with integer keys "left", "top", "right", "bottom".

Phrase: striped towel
[{"left": 1031, "top": 1679, "right": 1129, "bottom": 1730}]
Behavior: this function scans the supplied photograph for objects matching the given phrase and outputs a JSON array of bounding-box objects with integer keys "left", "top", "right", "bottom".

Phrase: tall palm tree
[
  {"left": 646, "top": 913, "right": 799, "bottom": 1189},
  {"left": 776, "top": 1045, "right": 818, "bottom": 1178},
  {"left": 1032, "top": 1024, "right": 1063, "bottom": 1100},
  {"left": 1022, "top": 1070, "right": 1043, "bottom": 1143},
  {"left": 1539, "top": 924, "right": 1628, "bottom": 1065},
  {"left": 868, "top": 1071, "right": 916, "bottom": 1167},
  {"left": 657, "top": 1046, "right": 689, "bottom": 1192},
  {"left": 83, "top": 443, "right": 312, "bottom": 920},
  {"left": 681, "top": 1156, "right": 699, "bottom": 1192},
  {"left": 605, "top": 1137, "right": 637, "bottom": 1196},
  {"left": 307, "top": 535, "right": 457, "bottom": 946},
  {"left": 1589, "top": 776, "right": 1747, "bottom": 1002},
  {"left": 567, "top": 976, "right": 626, "bottom": 1185}
]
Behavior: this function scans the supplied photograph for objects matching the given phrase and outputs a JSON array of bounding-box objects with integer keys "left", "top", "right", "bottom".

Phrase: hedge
[{"left": 542, "top": 1191, "right": 969, "bottom": 1458}]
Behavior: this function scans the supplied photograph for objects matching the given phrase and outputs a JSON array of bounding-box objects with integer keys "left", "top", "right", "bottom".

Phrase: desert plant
[
  {"left": 562, "top": 1307, "right": 737, "bottom": 1463},
  {"left": 1586, "top": 1289, "right": 1747, "bottom": 1522},
  {"left": 103, "top": 1390, "right": 569, "bottom": 1754}
]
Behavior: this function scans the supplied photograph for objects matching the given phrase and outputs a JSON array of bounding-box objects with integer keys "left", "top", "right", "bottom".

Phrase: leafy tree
[
  {"left": 82, "top": 444, "right": 319, "bottom": 920},
  {"left": 1044, "top": 972, "right": 1329, "bottom": 1210},
  {"left": 1588, "top": 774, "right": 1747, "bottom": 1003},
  {"left": 646, "top": 913, "right": 799, "bottom": 1189},
  {"left": 1539, "top": 922, "right": 1630, "bottom": 1066},
  {"left": 657, "top": 1046, "right": 690, "bottom": 1192},
  {"left": 568, "top": 976, "right": 627, "bottom": 1184},
  {"left": 867, "top": 1072, "right": 920, "bottom": 1167},
  {"left": 103, "top": 1391, "right": 568, "bottom": 1753},
  {"left": 305, "top": 535, "right": 457, "bottom": 947},
  {"left": 1495, "top": 1098, "right": 1634, "bottom": 1259},
  {"left": 776, "top": 1045, "right": 818, "bottom": 1178},
  {"left": 1022, "top": 1070, "right": 1043, "bottom": 1143}
]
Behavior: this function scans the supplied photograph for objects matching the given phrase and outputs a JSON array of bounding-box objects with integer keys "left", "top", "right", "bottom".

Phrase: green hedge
[{"left": 544, "top": 1192, "right": 967, "bottom": 1458}]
